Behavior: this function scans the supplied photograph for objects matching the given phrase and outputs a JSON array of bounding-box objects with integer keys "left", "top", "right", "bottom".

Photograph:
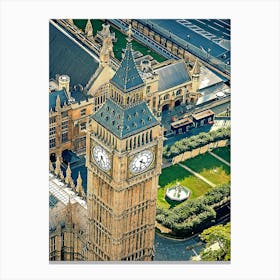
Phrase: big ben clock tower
[{"left": 85, "top": 26, "right": 163, "bottom": 261}]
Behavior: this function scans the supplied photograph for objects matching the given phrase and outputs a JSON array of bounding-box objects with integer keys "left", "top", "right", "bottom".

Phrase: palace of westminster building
[{"left": 49, "top": 21, "right": 208, "bottom": 261}]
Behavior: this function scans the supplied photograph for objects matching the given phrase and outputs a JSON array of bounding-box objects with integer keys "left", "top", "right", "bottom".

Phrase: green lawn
[
  {"left": 181, "top": 153, "right": 230, "bottom": 186},
  {"left": 73, "top": 19, "right": 166, "bottom": 62},
  {"left": 212, "top": 146, "right": 231, "bottom": 163},
  {"left": 158, "top": 165, "right": 212, "bottom": 209}
]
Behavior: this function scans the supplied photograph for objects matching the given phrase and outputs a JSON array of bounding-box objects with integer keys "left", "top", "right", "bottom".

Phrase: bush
[{"left": 156, "top": 184, "right": 230, "bottom": 237}]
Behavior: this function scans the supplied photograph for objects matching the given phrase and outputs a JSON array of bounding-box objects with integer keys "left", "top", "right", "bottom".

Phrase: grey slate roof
[
  {"left": 71, "top": 88, "right": 91, "bottom": 103},
  {"left": 49, "top": 89, "right": 91, "bottom": 111},
  {"left": 49, "top": 22, "right": 99, "bottom": 87},
  {"left": 155, "top": 60, "right": 191, "bottom": 92},
  {"left": 49, "top": 90, "right": 68, "bottom": 111},
  {"left": 110, "top": 42, "right": 144, "bottom": 93},
  {"left": 92, "top": 98, "right": 159, "bottom": 139}
]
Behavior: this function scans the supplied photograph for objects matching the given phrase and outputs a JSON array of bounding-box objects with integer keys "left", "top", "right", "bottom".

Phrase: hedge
[
  {"left": 156, "top": 184, "right": 230, "bottom": 237},
  {"left": 163, "top": 127, "right": 230, "bottom": 159}
]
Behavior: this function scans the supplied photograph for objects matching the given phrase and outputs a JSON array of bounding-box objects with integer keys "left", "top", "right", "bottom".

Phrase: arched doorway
[
  {"left": 175, "top": 100, "right": 181, "bottom": 107},
  {"left": 162, "top": 104, "right": 170, "bottom": 111},
  {"left": 50, "top": 153, "right": 56, "bottom": 163}
]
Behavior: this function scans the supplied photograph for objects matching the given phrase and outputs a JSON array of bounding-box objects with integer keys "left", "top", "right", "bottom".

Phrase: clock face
[
  {"left": 129, "top": 150, "right": 154, "bottom": 174},
  {"left": 92, "top": 145, "right": 111, "bottom": 171}
]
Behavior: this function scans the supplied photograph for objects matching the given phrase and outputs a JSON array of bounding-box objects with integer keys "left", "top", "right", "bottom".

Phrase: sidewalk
[{"left": 209, "top": 151, "right": 230, "bottom": 166}]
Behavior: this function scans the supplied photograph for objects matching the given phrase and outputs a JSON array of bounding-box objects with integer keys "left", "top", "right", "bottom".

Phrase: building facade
[
  {"left": 49, "top": 75, "right": 94, "bottom": 161},
  {"left": 86, "top": 32, "right": 163, "bottom": 261},
  {"left": 49, "top": 29, "right": 163, "bottom": 261},
  {"left": 49, "top": 21, "right": 203, "bottom": 163}
]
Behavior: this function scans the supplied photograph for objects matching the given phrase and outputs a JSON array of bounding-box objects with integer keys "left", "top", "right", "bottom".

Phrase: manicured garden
[
  {"left": 158, "top": 145, "right": 231, "bottom": 209},
  {"left": 212, "top": 146, "right": 230, "bottom": 163},
  {"left": 73, "top": 19, "right": 166, "bottom": 62},
  {"left": 158, "top": 164, "right": 212, "bottom": 209},
  {"left": 181, "top": 153, "right": 230, "bottom": 186}
]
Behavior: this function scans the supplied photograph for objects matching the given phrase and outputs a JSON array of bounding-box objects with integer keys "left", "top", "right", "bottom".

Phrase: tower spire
[
  {"left": 126, "top": 24, "right": 133, "bottom": 43},
  {"left": 76, "top": 172, "right": 85, "bottom": 198},
  {"left": 192, "top": 58, "right": 201, "bottom": 76},
  {"left": 55, "top": 156, "right": 64, "bottom": 180},
  {"left": 65, "top": 163, "right": 72, "bottom": 184},
  {"left": 110, "top": 25, "right": 144, "bottom": 94},
  {"left": 191, "top": 58, "right": 201, "bottom": 93},
  {"left": 65, "top": 163, "right": 75, "bottom": 191},
  {"left": 85, "top": 19, "right": 93, "bottom": 40}
]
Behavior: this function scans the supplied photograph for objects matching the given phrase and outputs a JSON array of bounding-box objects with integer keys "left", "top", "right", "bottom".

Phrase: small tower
[
  {"left": 100, "top": 23, "right": 111, "bottom": 38},
  {"left": 55, "top": 156, "right": 64, "bottom": 180},
  {"left": 191, "top": 58, "right": 201, "bottom": 92},
  {"left": 76, "top": 172, "right": 85, "bottom": 198},
  {"left": 99, "top": 23, "right": 115, "bottom": 67},
  {"left": 65, "top": 163, "right": 72, "bottom": 184},
  {"left": 85, "top": 19, "right": 93, "bottom": 40},
  {"left": 58, "top": 75, "right": 70, "bottom": 96},
  {"left": 99, "top": 36, "right": 114, "bottom": 67},
  {"left": 96, "top": 22, "right": 116, "bottom": 47}
]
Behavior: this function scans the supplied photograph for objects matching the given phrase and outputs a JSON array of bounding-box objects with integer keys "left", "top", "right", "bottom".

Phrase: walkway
[
  {"left": 178, "top": 163, "right": 216, "bottom": 188},
  {"left": 209, "top": 151, "right": 230, "bottom": 166}
]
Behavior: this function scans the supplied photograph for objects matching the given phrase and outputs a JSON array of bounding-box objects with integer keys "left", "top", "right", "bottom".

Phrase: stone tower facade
[{"left": 85, "top": 29, "right": 163, "bottom": 261}]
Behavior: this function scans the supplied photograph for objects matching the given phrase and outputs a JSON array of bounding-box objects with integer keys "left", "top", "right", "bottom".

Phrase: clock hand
[{"left": 100, "top": 155, "right": 105, "bottom": 164}]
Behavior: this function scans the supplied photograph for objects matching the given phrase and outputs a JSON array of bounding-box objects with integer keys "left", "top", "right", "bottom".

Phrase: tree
[{"left": 199, "top": 222, "right": 231, "bottom": 261}]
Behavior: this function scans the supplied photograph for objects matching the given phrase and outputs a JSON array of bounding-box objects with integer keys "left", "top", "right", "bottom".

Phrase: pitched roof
[
  {"left": 92, "top": 98, "right": 159, "bottom": 139},
  {"left": 49, "top": 22, "right": 99, "bottom": 87},
  {"left": 49, "top": 90, "right": 68, "bottom": 111},
  {"left": 155, "top": 60, "right": 191, "bottom": 92},
  {"left": 110, "top": 42, "right": 144, "bottom": 93},
  {"left": 192, "top": 109, "right": 214, "bottom": 120}
]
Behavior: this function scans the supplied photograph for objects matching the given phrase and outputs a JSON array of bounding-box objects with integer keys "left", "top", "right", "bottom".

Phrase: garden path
[
  {"left": 178, "top": 163, "right": 216, "bottom": 188},
  {"left": 209, "top": 151, "right": 230, "bottom": 166}
]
